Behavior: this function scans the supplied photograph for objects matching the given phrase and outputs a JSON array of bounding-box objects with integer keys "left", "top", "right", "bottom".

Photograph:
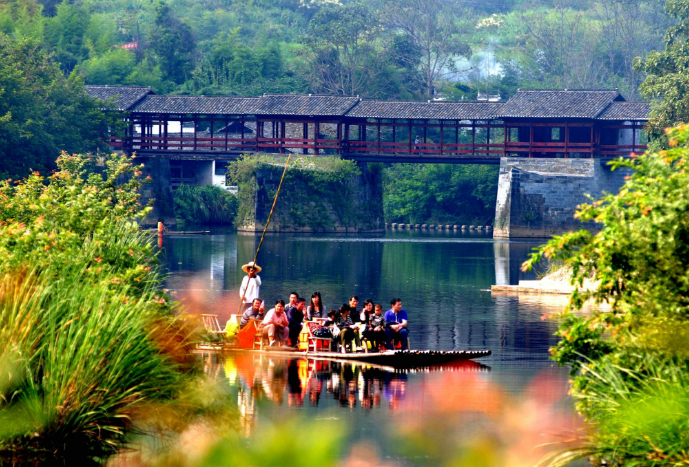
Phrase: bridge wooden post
[
  {"left": 224, "top": 117, "right": 229, "bottom": 152},
  {"left": 209, "top": 117, "right": 214, "bottom": 151},
  {"left": 254, "top": 117, "right": 263, "bottom": 152},
  {"left": 314, "top": 120, "right": 320, "bottom": 155},
  {"left": 455, "top": 121, "right": 459, "bottom": 152},
  {"left": 439, "top": 121, "right": 443, "bottom": 156},
  {"left": 344, "top": 123, "right": 350, "bottom": 154},
  {"left": 564, "top": 123, "right": 569, "bottom": 158},
  {"left": 281, "top": 121, "right": 286, "bottom": 154},
  {"left": 408, "top": 120, "right": 412, "bottom": 154},
  {"left": 529, "top": 124, "right": 533, "bottom": 158},
  {"left": 193, "top": 117, "right": 197, "bottom": 151},
  {"left": 471, "top": 121, "right": 475, "bottom": 157},
  {"left": 502, "top": 120, "right": 507, "bottom": 157},
  {"left": 377, "top": 119, "right": 381, "bottom": 154},
  {"left": 336, "top": 122, "right": 342, "bottom": 155},
  {"left": 302, "top": 122, "right": 308, "bottom": 155},
  {"left": 486, "top": 124, "right": 491, "bottom": 157},
  {"left": 163, "top": 116, "right": 168, "bottom": 151},
  {"left": 590, "top": 125, "right": 594, "bottom": 158}
]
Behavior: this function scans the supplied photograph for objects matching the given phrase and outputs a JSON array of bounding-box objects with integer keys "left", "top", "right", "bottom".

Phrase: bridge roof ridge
[
  {"left": 498, "top": 88, "right": 626, "bottom": 119},
  {"left": 85, "top": 85, "right": 154, "bottom": 111}
]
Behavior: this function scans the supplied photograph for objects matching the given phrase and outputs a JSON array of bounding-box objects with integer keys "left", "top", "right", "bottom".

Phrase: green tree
[
  {"left": 302, "top": 2, "right": 392, "bottom": 97},
  {"left": 385, "top": 0, "right": 472, "bottom": 98},
  {"left": 383, "top": 164, "right": 498, "bottom": 225},
  {"left": 0, "top": 0, "right": 44, "bottom": 40},
  {"left": 81, "top": 47, "right": 136, "bottom": 84},
  {"left": 636, "top": 0, "right": 689, "bottom": 143},
  {"left": 44, "top": 0, "right": 90, "bottom": 72},
  {"left": 148, "top": 1, "right": 197, "bottom": 85},
  {"left": 0, "top": 35, "right": 116, "bottom": 179},
  {"left": 523, "top": 124, "right": 689, "bottom": 464}
]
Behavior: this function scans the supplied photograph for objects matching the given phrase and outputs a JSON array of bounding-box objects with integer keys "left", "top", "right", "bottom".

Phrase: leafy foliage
[
  {"left": 637, "top": 0, "right": 689, "bottom": 144},
  {"left": 383, "top": 164, "right": 498, "bottom": 225},
  {"left": 0, "top": 152, "right": 196, "bottom": 463},
  {"left": 0, "top": 35, "right": 117, "bottom": 180},
  {"left": 173, "top": 184, "right": 238, "bottom": 226},
  {"left": 523, "top": 124, "right": 689, "bottom": 465},
  {"left": 227, "top": 155, "right": 365, "bottom": 231}
]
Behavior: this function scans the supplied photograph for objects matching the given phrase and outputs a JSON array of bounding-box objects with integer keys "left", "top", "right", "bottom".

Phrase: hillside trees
[
  {"left": 149, "top": 1, "right": 197, "bottom": 86},
  {"left": 0, "top": 35, "right": 115, "bottom": 179},
  {"left": 385, "top": 0, "right": 472, "bottom": 98},
  {"left": 301, "top": 2, "right": 391, "bottom": 97},
  {"left": 636, "top": 0, "right": 689, "bottom": 143}
]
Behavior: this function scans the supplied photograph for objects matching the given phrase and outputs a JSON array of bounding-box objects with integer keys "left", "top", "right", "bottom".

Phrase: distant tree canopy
[
  {"left": 637, "top": 0, "right": 689, "bottom": 145},
  {"left": 0, "top": 35, "right": 113, "bottom": 179}
]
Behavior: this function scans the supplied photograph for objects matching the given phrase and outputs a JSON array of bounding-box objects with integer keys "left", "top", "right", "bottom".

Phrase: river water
[{"left": 160, "top": 230, "right": 582, "bottom": 465}]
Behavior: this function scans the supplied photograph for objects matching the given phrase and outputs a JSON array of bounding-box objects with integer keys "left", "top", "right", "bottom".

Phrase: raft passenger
[
  {"left": 337, "top": 304, "right": 363, "bottom": 353},
  {"left": 262, "top": 299, "right": 289, "bottom": 346},
  {"left": 288, "top": 298, "right": 306, "bottom": 347},
  {"left": 239, "top": 261, "right": 262, "bottom": 313},
  {"left": 384, "top": 298, "right": 409, "bottom": 350},
  {"left": 307, "top": 291, "right": 326, "bottom": 320},
  {"left": 363, "top": 303, "right": 386, "bottom": 351},
  {"left": 240, "top": 297, "right": 265, "bottom": 328}
]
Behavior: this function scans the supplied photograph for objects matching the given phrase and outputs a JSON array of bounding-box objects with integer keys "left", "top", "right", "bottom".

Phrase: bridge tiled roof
[
  {"left": 596, "top": 102, "right": 652, "bottom": 121},
  {"left": 257, "top": 94, "right": 361, "bottom": 116},
  {"left": 87, "top": 85, "right": 650, "bottom": 121},
  {"left": 346, "top": 100, "right": 504, "bottom": 120},
  {"left": 497, "top": 89, "right": 624, "bottom": 119},
  {"left": 132, "top": 95, "right": 261, "bottom": 115},
  {"left": 85, "top": 85, "right": 153, "bottom": 111}
]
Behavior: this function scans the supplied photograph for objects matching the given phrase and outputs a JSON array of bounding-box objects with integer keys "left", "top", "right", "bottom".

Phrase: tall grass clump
[
  {"left": 173, "top": 184, "right": 238, "bottom": 226},
  {"left": 0, "top": 153, "right": 196, "bottom": 464},
  {"left": 524, "top": 124, "right": 689, "bottom": 466}
]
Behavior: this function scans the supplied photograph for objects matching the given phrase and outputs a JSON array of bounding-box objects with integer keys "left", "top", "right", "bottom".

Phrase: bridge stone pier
[{"left": 493, "top": 158, "right": 628, "bottom": 238}]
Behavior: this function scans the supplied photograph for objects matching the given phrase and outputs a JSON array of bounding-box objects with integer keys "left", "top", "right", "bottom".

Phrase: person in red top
[{"left": 262, "top": 300, "right": 289, "bottom": 346}]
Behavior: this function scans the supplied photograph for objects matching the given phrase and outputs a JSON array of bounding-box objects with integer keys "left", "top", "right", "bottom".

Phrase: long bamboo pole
[{"left": 237, "top": 154, "right": 293, "bottom": 315}]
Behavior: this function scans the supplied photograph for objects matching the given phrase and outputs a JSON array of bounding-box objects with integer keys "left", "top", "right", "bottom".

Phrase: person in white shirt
[{"left": 239, "top": 261, "right": 262, "bottom": 313}]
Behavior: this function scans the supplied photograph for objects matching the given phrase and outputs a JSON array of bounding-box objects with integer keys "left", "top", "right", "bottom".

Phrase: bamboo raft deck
[{"left": 196, "top": 344, "right": 491, "bottom": 369}]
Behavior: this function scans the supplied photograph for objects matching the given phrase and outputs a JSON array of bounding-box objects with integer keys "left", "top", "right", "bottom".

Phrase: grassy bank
[{"left": 0, "top": 153, "right": 196, "bottom": 464}]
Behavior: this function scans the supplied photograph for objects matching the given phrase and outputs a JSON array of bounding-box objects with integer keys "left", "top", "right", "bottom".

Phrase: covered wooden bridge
[{"left": 87, "top": 86, "right": 650, "bottom": 164}]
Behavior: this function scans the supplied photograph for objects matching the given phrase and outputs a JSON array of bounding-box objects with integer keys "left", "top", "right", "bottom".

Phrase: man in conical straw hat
[{"left": 240, "top": 261, "right": 262, "bottom": 313}]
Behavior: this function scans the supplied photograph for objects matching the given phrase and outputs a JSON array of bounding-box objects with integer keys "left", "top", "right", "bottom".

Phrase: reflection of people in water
[
  {"left": 228, "top": 355, "right": 412, "bottom": 412},
  {"left": 384, "top": 373, "right": 407, "bottom": 410}
]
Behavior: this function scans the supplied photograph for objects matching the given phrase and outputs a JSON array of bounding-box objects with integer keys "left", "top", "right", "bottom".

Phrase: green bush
[
  {"left": 0, "top": 153, "right": 195, "bottom": 463},
  {"left": 173, "top": 184, "right": 238, "bottom": 226},
  {"left": 524, "top": 124, "right": 689, "bottom": 465}
]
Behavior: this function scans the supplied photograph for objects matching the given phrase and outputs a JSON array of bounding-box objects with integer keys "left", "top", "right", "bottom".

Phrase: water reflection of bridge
[{"left": 88, "top": 86, "right": 649, "bottom": 165}]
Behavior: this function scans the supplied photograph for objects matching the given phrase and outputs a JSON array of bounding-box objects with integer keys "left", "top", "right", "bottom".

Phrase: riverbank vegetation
[
  {"left": 173, "top": 184, "right": 238, "bottom": 226},
  {"left": 0, "top": 153, "right": 198, "bottom": 464},
  {"left": 523, "top": 124, "right": 689, "bottom": 465},
  {"left": 383, "top": 164, "right": 498, "bottom": 226}
]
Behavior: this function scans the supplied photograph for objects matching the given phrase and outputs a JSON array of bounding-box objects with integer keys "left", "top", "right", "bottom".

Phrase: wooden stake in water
[{"left": 237, "top": 154, "right": 293, "bottom": 315}]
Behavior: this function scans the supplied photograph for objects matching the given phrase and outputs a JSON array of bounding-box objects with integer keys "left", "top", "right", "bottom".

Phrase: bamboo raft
[{"left": 197, "top": 344, "right": 491, "bottom": 369}]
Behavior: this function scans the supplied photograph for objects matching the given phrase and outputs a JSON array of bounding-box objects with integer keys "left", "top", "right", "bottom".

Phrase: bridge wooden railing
[{"left": 108, "top": 135, "right": 647, "bottom": 159}]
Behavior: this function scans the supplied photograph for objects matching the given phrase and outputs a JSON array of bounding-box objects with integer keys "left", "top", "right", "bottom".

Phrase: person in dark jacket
[
  {"left": 287, "top": 298, "right": 306, "bottom": 346},
  {"left": 363, "top": 303, "right": 387, "bottom": 351},
  {"left": 337, "top": 304, "right": 362, "bottom": 353}
]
